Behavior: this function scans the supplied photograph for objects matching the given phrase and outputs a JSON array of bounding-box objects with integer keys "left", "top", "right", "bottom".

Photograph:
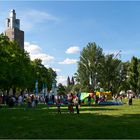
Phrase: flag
[{"left": 35, "top": 80, "right": 38, "bottom": 96}]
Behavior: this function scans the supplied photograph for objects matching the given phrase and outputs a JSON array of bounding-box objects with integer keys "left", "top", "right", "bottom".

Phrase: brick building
[{"left": 5, "top": 9, "right": 24, "bottom": 49}]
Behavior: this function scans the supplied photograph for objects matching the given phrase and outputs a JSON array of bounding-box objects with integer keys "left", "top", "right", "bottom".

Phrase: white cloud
[
  {"left": 26, "top": 10, "right": 57, "bottom": 22},
  {"left": 44, "top": 64, "right": 50, "bottom": 68},
  {"left": 20, "top": 9, "right": 58, "bottom": 31},
  {"left": 66, "top": 46, "right": 80, "bottom": 54},
  {"left": 24, "top": 42, "right": 42, "bottom": 54},
  {"left": 57, "top": 76, "right": 67, "bottom": 85},
  {"left": 52, "top": 68, "right": 61, "bottom": 73},
  {"left": 59, "top": 58, "right": 78, "bottom": 64},
  {"left": 43, "top": 65, "right": 61, "bottom": 73},
  {"left": 31, "top": 53, "right": 54, "bottom": 62},
  {"left": 24, "top": 42, "right": 54, "bottom": 63}
]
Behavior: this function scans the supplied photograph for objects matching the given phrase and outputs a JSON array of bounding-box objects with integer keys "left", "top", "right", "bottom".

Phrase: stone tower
[{"left": 5, "top": 9, "right": 24, "bottom": 49}]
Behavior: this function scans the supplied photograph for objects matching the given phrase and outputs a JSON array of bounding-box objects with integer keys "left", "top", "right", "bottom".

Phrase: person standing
[
  {"left": 56, "top": 97, "right": 61, "bottom": 114},
  {"left": 18, "top": 94, "right": 23, "bottom": 106},
  {"left": 74, "top": 97, "right": 79, "bottom": 114},
  {"left": 87, "top": 95, "right": 91, "bottom": 106},
  {"left": 27, "top": 95, "right": 31, "bottom": 108},
  {"left": 128, "top": 95, "right": 132, "bottom": 105}
]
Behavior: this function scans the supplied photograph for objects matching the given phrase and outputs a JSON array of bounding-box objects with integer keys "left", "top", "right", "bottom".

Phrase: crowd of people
[
  {"left": 0, "top": 92, "right": 81, "bottom": 114},
  {"left": 0, "top": 93, "right": 39, "bottom": 108},
  {"left": 0, "top": 91, "right": 137, "bottom": 114}
]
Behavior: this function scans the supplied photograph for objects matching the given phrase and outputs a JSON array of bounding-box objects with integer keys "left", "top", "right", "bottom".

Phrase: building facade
[{"left": 5, "top": 9, "right": 24, "bottom": 49}]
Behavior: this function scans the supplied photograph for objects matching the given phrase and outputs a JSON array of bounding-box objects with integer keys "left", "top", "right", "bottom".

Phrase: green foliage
[
  {"left": 57, "top": 83, "right": 66, "bottom": 95},
  {"left": 0, "top": 34, "right": 56, "bottom": 93},
  {"left": 76, "top": 42, "right": 104, "bottom": 91},
  {"left": 0, "top": 35, "right": 31, "bottom": 90},
  {"left": 75, "top": 42, "right": 131, "bottom": 94},
  {"left": 128, "top": 56, "right": 139, "bottom": 93}
]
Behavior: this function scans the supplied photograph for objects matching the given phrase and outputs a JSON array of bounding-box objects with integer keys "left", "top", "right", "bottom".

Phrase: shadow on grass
[
  {"left": 0, "top": 105, "right": 140, "bottom": 139},
  {"left": 45, "top": 112, "right": 140, "bottom": 139},
  {"left": 47, "top": 105, "right": 119, "bottom": 113}
]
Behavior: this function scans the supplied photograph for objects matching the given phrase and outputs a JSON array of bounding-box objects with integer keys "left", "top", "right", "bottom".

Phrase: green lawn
[{"left": 0, "top": 99, "right": 140, "bottom": 139}]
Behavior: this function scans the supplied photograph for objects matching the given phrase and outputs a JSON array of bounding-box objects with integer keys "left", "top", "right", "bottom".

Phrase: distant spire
[
  {"left": 71, "top": 76, "right": 75, "bottom": 85},
  {"left": 67, "top": 76, "right": 71, "bottom": 86}
]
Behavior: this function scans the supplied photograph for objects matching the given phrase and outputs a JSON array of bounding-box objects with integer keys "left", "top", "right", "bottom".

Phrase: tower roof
[{"left": 10, "top": 9, "right": 15, "bottom": 12}]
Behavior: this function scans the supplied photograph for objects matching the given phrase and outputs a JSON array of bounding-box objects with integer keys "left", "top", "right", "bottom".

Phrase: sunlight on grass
[{"left": 0, "top": 98, "right": 140, "bottom": 139}]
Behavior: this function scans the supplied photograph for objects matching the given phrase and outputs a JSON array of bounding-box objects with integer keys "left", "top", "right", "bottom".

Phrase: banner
[{"left": 35, "top": 80, "right": 38, "bottom": 96}]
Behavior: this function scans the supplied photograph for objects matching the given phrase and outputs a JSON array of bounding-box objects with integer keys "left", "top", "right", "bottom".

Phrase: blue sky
[{"left": 1, "top": 1, "right": 140, "bottom": 85}]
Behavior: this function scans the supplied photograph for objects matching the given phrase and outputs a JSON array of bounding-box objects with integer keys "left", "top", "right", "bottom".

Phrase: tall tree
[
  {"left": 0, "top": 34, "right": 32, "bottom": 92},
  {"left": 76, "top": 42, "right": 104, "bottom": 91},
  {"left": 0, "top": 33, "right": 57, "bottom": 94},
  {"left": 128, "top": 56, "right": 139, "bottom": 94},
  {"left": 75, "top": 42, "right": 126, "bottom": 93}
]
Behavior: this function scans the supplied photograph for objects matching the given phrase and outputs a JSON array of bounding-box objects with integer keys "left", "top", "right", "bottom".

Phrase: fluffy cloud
[
  {"left": 24, "top": 42, "right": 54, "bottom": 63},
  {"left": 44, "top": 64, "right": 50, "bottom": 68},
  {"left": 31, "top": 53, "right": 54, "bottom": 62},
  {"left": 66, "top": 46, "right": 80, "bottom": 54},
  {"left": 59, "top": 58, "right": 78, "bottom": 64},
  {"left": 21, "top": 10, "right": 58, "bottom": 31},
  {"left": 57, "top": 76, "right": 67, "bottom": 85},
  {"left": 25, "top": 10, "right": 57, "bottom": 22},
  {"left": 24, "top": 42, "right": 42, "bottom": 54},
  {"left": 43, "top": 64, "right": 61, "bottom": 73},
  {"left": 52, "top": 68, "right": 61, "bottom": 73}
]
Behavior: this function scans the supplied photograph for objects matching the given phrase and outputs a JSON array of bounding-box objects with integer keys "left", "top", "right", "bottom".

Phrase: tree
[
  {"left": 0, "top": 34, "right": 32, "bottom": 92},
  {"left": 76, "top": 42, "right": 104, "bottom": 91},
  {"left": 0, "top": 33, "right": 57, "bottom": 94},
  {"left": 57, "top": 83, "right": 66, "bottom": 95},
  {"left": 31, "top": 59, "right": 57, "bottom": 92},
  {"left": 99, "top": 54, "right": 122, "bottom": 93},
  {"left": 128, "top": 56, "right": 139, "bottom": 94},
  {"left": 75, "top": 42, "right": 127, "bottom": 94}
]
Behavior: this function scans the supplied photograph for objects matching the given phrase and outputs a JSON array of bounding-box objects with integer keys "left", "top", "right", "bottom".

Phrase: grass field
[{"left": 0, "top": 99, "right": 140, "bottom": 139}]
